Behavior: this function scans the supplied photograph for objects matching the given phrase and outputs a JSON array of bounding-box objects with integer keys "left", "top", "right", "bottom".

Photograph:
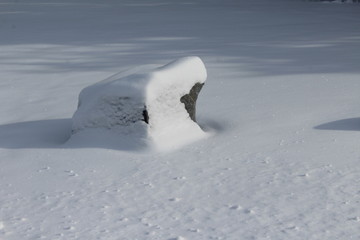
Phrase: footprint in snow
[
  {"left": 229, "top": 205, "right": 242, "bottom": 210},
  {"left": 348, "top": 217, "right": 360, "bottom": 222},
  {"left": 244, "top": 208, "right": 255, "bottom": 214},
  {"left": 173, "top": 176, "right": 186, "bottom": 180},
  {"left": 38, "top": 166, "right": 51, "bottom": 173},
  {"left": 63, "top": 226, "right": 75, "bottom": 231},
  {"left": 169, "top": 198, "right": 181, "bottom": 202},
  {"left": 65, "top": 170, "right": 78, "bottom": 177},
  {"left": 169, "top": 237, "right": 186, "bottom": 240}
]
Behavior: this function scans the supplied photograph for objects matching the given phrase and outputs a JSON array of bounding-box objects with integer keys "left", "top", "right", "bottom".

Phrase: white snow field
[{"left": 0, "top": 0, "right": 360, "bottom": 239}]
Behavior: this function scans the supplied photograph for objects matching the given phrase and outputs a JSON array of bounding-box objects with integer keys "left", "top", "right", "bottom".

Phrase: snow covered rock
[{"left": 71, "top": 56, "right": 207, "bottom": 151}]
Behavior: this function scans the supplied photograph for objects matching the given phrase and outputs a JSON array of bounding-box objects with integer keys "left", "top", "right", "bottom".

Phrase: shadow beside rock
[
  {"left": 314, "top": 118, "right": 360, "bottom": 131},
  {"left": 0, "top": 119, "right": 72, "bottom": 149},
  {"left": 0, "top": 119, "right": 147, "bottom": 151}
]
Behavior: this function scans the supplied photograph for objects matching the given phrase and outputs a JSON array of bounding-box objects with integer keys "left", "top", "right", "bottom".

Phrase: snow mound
[{"left": 71, "top": 56, "right": 208, "bottom": 151}]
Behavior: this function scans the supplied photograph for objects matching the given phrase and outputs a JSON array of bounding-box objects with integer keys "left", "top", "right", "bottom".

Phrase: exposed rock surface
[{"left": 180, "top": 82, "right": 204, "bottom": 122}]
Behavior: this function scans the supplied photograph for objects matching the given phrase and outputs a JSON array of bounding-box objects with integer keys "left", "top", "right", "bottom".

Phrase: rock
[
  {"left": 180, "top": 82, "right": 204, "bottom": 122},
  {"left": 70, "top": 56, "right": 207, "bottom": 150}
]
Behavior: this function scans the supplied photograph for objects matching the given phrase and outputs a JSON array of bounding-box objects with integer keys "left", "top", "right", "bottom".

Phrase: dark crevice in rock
[
  {"left": 143, "top": 107, "right": 149, "bottom": 124},
  {"left": 180, "top": 82, "right": 204, "bottom": 122}
]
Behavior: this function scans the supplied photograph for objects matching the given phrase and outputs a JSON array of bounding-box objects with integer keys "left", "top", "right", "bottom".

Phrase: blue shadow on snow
[
  {"left": 0, "top": 119, "right": 145, "bottom": 151},
  {"left": 314, "top": 118, "right": 360, "bottom": 131}
]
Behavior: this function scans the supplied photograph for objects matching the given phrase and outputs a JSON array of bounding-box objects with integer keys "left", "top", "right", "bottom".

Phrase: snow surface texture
[
  {"left": 1, "top": 0, "right": 360, "bottom": 239},
  {"left": 71, "top": 56, "right": 207, "bottom": 151}
]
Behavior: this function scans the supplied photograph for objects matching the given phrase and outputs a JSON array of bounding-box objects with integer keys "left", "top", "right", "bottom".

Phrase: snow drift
[{"left": 71, "top": 56, "right": 208, "bottom": 151}]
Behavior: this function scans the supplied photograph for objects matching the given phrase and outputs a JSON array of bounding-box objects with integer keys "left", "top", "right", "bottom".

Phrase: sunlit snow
[{"left": 0, "top": 0, "right": 360, "bottom": 239}]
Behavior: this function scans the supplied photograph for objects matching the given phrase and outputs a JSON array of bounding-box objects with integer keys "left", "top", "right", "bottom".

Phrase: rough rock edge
[{"left": 180, "top": 82, "right": 204, "bottom": 122}]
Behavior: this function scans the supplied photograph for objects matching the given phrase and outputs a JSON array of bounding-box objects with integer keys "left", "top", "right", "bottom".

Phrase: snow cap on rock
[{"left": 71, "top": 56, "right": 208, "bottom": 151}]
